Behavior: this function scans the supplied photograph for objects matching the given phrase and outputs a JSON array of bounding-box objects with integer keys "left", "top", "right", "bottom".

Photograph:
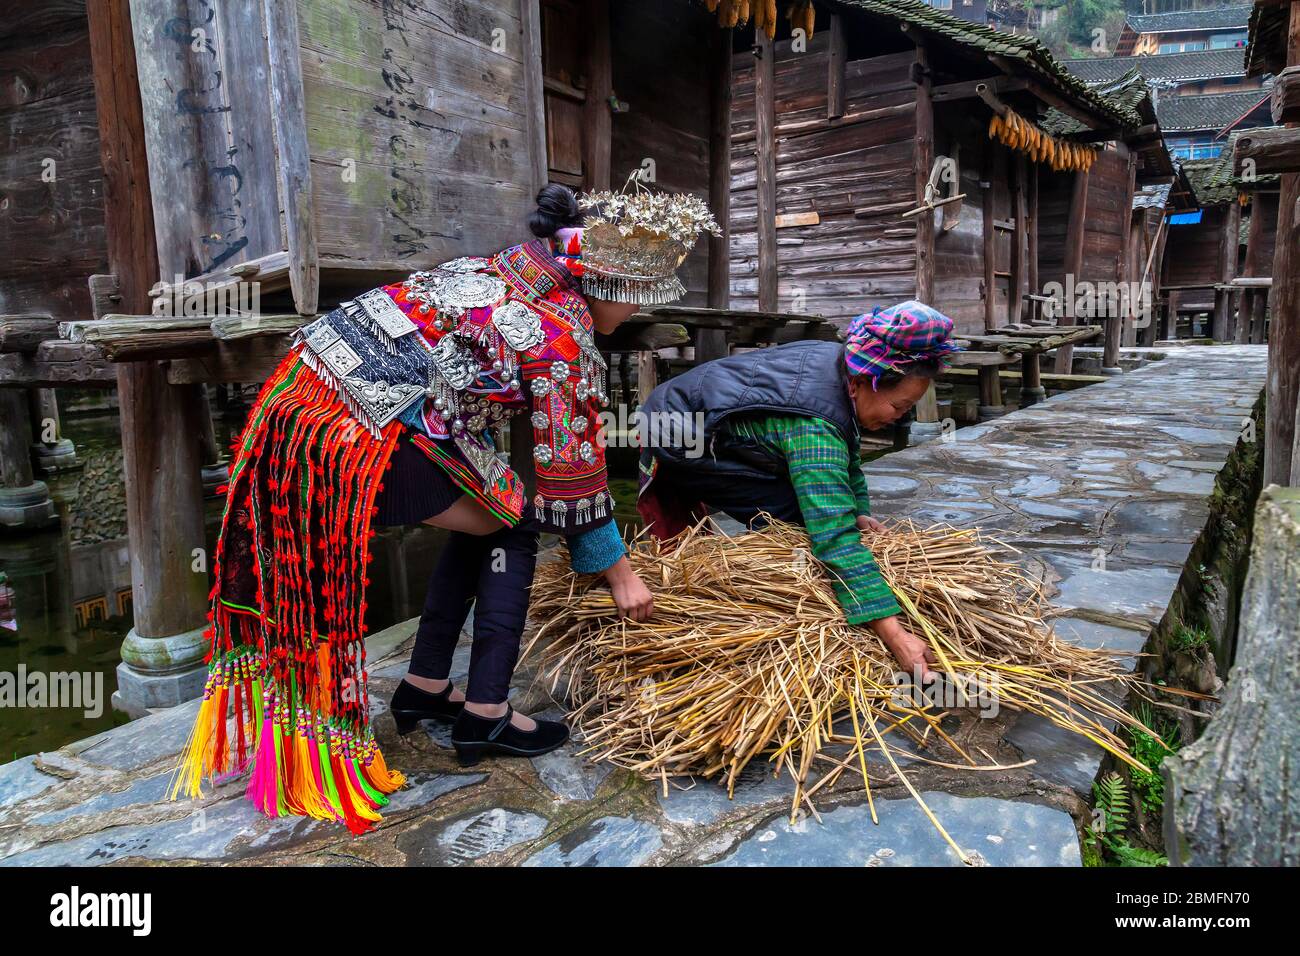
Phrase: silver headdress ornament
[{"left": 577, "top": 175, "right": 721, "bottom": 305}]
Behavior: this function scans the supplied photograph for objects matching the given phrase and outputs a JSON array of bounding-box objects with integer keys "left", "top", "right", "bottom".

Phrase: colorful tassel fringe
[{"left": 169, "top": 350, "right": 405, "bottom": 834}]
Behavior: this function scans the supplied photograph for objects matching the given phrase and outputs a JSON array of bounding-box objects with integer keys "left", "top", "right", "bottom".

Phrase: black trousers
[
  {"left": 406, "top": 515, "right": 541, "bottom": 704},
  {"left": 656, "top": 458, "right": 805, "bottom": 529}
]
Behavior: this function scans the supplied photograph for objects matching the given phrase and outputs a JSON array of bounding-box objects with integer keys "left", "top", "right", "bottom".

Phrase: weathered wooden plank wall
[
  {"left": 609, "top": 0, "right": 714, "bottom": 306},
  {"left": 933, "top": 114, "right": 1007, "bottom": 334},
  {"left": 1164, "top": 206, "right": 1230, "bottom": 307},
  {"left": 0, "top": 1, "right": 108, "bottom": 322},
  {"left": 297, "top": 0, "right": 536, "bottom": 269},
  {"left": 729, "top": 38, "right": 918, "bottom": 324},
  {"left": 129, "top": 0, "right": 281, "bottom": 281},
  {"left": 1080, "top": 148, "right": 1128, "bottom": 288}
]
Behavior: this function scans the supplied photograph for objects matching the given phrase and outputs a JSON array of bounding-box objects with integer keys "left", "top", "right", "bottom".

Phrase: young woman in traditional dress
[{"left": 172, "top": 183, "right": 717, "bottom": 833}]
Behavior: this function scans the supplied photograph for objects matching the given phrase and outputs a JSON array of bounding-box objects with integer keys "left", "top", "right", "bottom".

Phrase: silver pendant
[
  {"left": 432, "top": 273, "right": 507, "bottom": 312},
  {"left": 491, "top": 300, "right": 545, "bottom": 353},
  {"left": 430, "top": 335, "right": 478, "bottom": 391}
]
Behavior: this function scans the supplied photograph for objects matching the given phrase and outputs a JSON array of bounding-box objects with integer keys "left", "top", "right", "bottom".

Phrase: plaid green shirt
[{"left": 725, "top": 414, "right": 901, "bottom": 624}]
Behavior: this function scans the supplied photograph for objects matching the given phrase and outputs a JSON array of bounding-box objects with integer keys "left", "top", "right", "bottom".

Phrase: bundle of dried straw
[{"left": 525, "top": 518, "right": 1164, "bottom": 861}]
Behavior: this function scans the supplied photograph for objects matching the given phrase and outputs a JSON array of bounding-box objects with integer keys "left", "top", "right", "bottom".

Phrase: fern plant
[{"left": 1086, "top": 772, "right": 1168, "bottom": 867}]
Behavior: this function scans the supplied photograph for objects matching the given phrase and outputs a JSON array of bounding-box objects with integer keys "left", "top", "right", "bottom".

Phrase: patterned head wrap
[
  {"left": 844, "top": 301, "right": 961, "bottom": 389},
  {"left": 550, "top": 227, "right": 585, "bottom": 279}
]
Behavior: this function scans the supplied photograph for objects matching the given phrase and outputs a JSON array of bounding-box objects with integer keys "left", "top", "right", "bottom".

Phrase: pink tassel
[{"left": 246, "top": 715, "right": 279, "bottom": 817}]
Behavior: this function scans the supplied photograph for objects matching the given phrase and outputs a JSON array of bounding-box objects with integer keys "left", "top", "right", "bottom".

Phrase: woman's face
[
  {"left": 587, "top": 297, "right": 641, "bottom": 335},
  {"left": 848, "top": 373, "right": 932, "bottom": 431}
]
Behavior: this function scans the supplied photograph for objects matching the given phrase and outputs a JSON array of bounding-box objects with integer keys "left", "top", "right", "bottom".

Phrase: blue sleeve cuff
[{"left": 566, "top": 519, "right": 627, "bottom": 574}]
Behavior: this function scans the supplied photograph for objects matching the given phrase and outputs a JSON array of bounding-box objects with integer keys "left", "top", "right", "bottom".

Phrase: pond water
[{"left": 0, "top": 399, "right": 449, "bottom": 765}]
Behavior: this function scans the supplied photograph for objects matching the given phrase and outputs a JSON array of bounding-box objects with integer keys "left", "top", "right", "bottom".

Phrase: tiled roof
[
  {"left": 1157, "top": 88, "right": 1270, "bottom": 131},
  {"left": 1065, "top": 48, "right": 1248, "bottom": 85},
  {"left": 1180, "top": 128, "right": 1278, "bottom": 206},
  {"left": 832, "top": 0, "right": 1139, "bottom": 127},
  {"left": 1133, "top": 181, "right": 1173, "bottom": 210},
  {"left": 1125, "top": 5, "right": 1252, "bottom": 35}
]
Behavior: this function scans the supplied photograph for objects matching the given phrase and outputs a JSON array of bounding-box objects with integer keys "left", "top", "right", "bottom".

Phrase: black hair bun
[{"left": 527, "top": 183, "right": 582, "bottom": 238}]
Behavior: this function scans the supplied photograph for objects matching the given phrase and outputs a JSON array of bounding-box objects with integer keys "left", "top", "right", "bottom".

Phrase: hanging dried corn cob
[{"left": 987, "top": 107, "right": 1097, "bottom": 174}]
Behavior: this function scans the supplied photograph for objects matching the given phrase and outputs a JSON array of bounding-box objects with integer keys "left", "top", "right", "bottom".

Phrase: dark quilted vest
[{"left": 642, "top": 340, "right": 858, "bottom": 480}]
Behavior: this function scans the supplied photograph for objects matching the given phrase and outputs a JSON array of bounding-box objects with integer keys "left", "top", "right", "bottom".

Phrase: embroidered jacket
[{"left": 381, "top": 240, "right": 614, "bottom": 536}]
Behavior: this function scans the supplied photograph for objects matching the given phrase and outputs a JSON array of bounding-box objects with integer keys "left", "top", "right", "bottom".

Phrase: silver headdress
[{"left": 577, "top": 176, "right": 721, "bottom": 305}]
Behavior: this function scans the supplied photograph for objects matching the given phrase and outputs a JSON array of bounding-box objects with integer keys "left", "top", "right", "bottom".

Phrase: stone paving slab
[{"left": 0, "top": 345, "right": 1266, "bottom": 867}]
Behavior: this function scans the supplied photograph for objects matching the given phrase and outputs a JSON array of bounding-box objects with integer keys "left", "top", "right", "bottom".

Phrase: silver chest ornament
[
  {"left": 401, "top": 260, "right": 504, "bottom": 330},
  {"left": 425, "top": 333, "right": 480, "bottom": 432}
]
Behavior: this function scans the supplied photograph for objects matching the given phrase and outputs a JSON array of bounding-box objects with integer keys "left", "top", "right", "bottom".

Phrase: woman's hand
[
  {"left": 870, "top": 615, "right": 937, "bottom": 682},
  {"left": 856, "top": 515, "right": 887, "bottom": 534},
  {"left": 604, "top": 556, "right": 654, "bottom": 622}
]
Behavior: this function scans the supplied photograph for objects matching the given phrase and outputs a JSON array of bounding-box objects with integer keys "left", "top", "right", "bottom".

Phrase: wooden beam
[
  {"left": 982, "top": 147, "right": 999, "bottom": 331},
  {"left": 708, "top": 26, "right": 732, "bottom": 313},
  {"left": 1272, "top": 65, "right": 1300, "bottom": 125},
  {"left": 521, "top": 0, "right": 548, "bottom": 193},
  {"left": 1236, "top": 125, "right": 1300, "bottom": 176},
  {"left": 0, "top": 343, "right": 116, "bottom": 388},
  {"left": 263, "top": 2, "right": 318, "bottom": 315},
  {"left": 754, "top": 29, "right": 778, "bottom": 313},
  {"left": 930, "top": 76, "right": 1028, "bottom": 103},
  {"left": 1009, "top": 153, "right": 1027, "bottom": 325},
  {"left": 1110, "top": 153, "right": 1137, "bottom": 362},
  {"left": 0, "top": 316, "right": 59, "bottom": 354},
  {"left": 1213, "top": 197, "right": 1242, "bottom": 341},
  {"left": 914, "top": 44, "right": 935, "bottom": 305},
  {"left": 582, "top": 0, "right": 612, "bottom": 190},
  {"left": 1264, "top": 1, "right": 1300, "bottom": 486},
  {"left": 827, "top": 13, "right": 846, "bottom": 120}
]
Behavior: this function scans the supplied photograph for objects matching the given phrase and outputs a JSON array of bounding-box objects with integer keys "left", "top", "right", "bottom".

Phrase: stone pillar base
[
  {"left": 1100, "top": 366, "right": 1123, "bottom": 377},
  {"left": 977, "top": 404, "right": 1008, "bottom": 422},
  {"left": 113, "top": 625, "right": 209, "bottom": 713},
  {"left": 908, "top": 421, "right": 944, "bottom": 445},
  {"left": 0, "top": 482, "right": 58, "bottom": 531},
  {"left": 201, "top": 462, "right": 230, "bottom": 497},
  {"left": 1019, "top": 386, "right": 1047, "bottom": 407},
  {"left": 31, "top": 439, "right": 80, "bottom": 475}
]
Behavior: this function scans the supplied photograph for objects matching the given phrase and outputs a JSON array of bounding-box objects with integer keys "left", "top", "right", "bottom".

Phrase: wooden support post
[
  {"left": 697, "top": 24, "right": 733, "bottom": 367},
  {"left": 1213, "top": 198, "right": 1242, "bottom": 342},
  {"left": 582, "top": 0, "right": 612, "bottom": 191},
  {"left": 27, "top": 388, "right": 78, "bottom": 475},
  {"left": 1239, "top": 192, "right": 1272, "bottom": 344},
  {"left": 1252, "top": 285, "right": 1269, "bottom": 344},
  {"left": 1265, "top": 2, "right": 1300, "bottom": 487},
  {"left": 914, "top": 45, "right": 935, "bottom": 305},
  {"left": 1107, "top": 155, "right": 1137, "bottom": 367},
  {"left": 1165, "top": 289, "right": 1181, "bottom": 341},
  {"left": 1020, "top": 351, "right": 1045, "bottom": 406},
  {"left": 0, "top": 388, "right": 57, "bottom": 531},
  {"left": 754, "top": 29, "right": 778, "bottom": 314},
  {"left": 264, "top": 1, "right": 318, "bottom": 315},
  {"left": 88, "top": 0, "right": 210, "bottom": 711},
  {"left": 1055, "top": 168, "right": 1090, "bottom": 374},
  {"left": 982, "top": 146, "right": 999, "bottom": 331},
  {"left": 910, "top": 43, "right": 940, "bottom": 438},
  {"left": 827, "top": 14, "right": 846, "bottom": 120},
  {"left": 977, "top": 363, "right": 1005, "bottom": 420},
  {"left": 1027, "top": 162, "right": 1039, "bottom": 309},
  {"left": 1009, "top": 154, "right": 1027, "bottom": 326}
]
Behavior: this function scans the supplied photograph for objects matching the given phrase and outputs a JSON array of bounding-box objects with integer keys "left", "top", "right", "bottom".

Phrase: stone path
[{"left": 0, "top": 345, "right": 1266, "bottom": 866}]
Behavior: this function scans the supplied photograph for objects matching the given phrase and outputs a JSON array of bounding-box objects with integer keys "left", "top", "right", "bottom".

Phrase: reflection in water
[{"left": 0, "top": 405, "right": 450, "bottom": 765}]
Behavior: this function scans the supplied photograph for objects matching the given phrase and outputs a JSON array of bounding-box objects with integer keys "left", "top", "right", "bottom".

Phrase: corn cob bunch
[
  {"left": 989, "top": 108, "right": 1096, "bottom": 173},
  {"left": 706, "top": 0, "right": 803, "bottom": 38}
]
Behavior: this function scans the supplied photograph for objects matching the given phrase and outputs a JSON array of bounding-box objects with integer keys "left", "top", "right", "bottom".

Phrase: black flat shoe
[
  {"left": 451, "top": 706, "right": 569, "bottom": 766},
  {"left": 390, "top": 679, "right": 465, "bottom": 734}
]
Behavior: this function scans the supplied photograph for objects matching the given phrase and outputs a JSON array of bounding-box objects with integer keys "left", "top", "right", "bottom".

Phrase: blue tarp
[{"left": 1169, "top": 211, "right": 1204, "bottom": 225}]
